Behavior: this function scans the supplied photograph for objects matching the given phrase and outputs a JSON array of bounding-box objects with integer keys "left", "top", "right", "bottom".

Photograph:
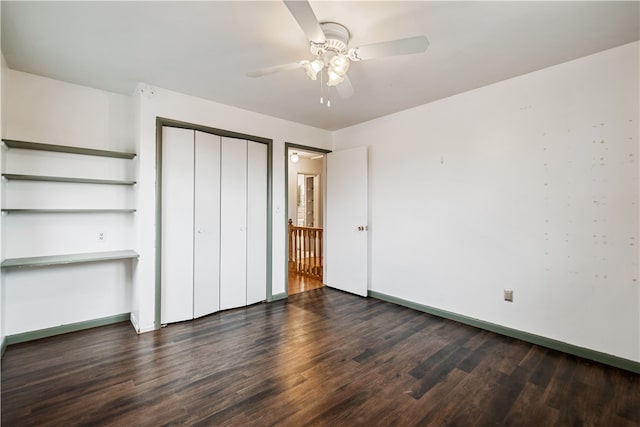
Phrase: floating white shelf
[
  {"left": 1, "top": 209, "right": 136, "bottom": 213},
  {"left": 1, "top": 250, "right": 140, "bottom": 269},
  {"left": 3, "top": 139, "right": 136, "bottom": 159},
  {"left": 2, "top": 173, "right": 136, "bottom": 185}
]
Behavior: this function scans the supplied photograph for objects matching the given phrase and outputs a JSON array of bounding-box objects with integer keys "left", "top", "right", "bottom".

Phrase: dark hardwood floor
[{"left": 2, "top": 287, "right": 638, "bottom": 426}]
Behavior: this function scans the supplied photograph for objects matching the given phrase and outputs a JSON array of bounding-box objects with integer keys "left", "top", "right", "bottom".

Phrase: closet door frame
[{"left": 154, "top": 117, "right": 273, "bottom": 330}]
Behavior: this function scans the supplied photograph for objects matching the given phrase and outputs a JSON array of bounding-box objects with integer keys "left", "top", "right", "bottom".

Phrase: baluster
[
  {"left": 311, "top": 229, "right": 315, "bottom": 275},
  {"left": 308, "top": 229, "right": 312, "bottom": 275},
  {"left": 312, "top": 229, "right": 317, "bottom": 277},
  {"left": 302, "top": 228, "right": 307, "bottom": 273},
  {"left": 296, "top": 228, "right": 302, "bottom": 271},
  {"left": 310, "top": 229, "right": 314, "bottom": 276},
  {"left": 319, "top": 229, "right": 323, "bottom": 280},
  {"left": 302, "top": 230, "right": 309, "bottom": 273},
  {"left": 288, "top": 219, "right": 294, "bottom": 270},
  {"left": 300, "top": 227, "right": 304, "bottom": 273}
]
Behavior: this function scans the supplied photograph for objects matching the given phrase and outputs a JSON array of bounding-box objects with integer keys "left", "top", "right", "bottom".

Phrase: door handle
[{"left": 357, "top": 226, "right": 368, "bottom": 231}]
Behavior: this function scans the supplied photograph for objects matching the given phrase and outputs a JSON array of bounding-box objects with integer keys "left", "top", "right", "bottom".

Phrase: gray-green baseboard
[
  {"left": 4, "top": 313, "right": 131, "bottom": 349},
  {"left": 269, "top": 292, "right": 288, "bottom": 302},
  {"left": 369, "top": 290, "right": 639, "bottom": 374}
]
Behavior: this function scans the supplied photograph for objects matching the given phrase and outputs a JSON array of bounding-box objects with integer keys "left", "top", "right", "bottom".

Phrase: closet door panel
[
  {"left": 220, "top": 137, "right": 247, "bottom": 310},
  {"left": 246, "top": 141, "right": 268, "bottom": 305},
  {"left": 193, "top": 131, "right": 221, "bottom": 318},
  {"left": 161, "top": 127, "right": 195, "bottom": 324}
]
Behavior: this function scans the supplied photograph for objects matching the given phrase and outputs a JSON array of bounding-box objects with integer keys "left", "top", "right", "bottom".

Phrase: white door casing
[{"left": 326, "top": 146, "right": 368, "bottom": 297}]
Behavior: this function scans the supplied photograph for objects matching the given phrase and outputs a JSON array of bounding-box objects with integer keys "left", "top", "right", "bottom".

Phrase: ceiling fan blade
[
  {"left": 350, "top": 36, "right": 430, "bottom": 61},
  {"left": 246, "top": 62, "right": 302, "bottom": 78},
  {"left": 336, "top": 75, "right": 355, "bottom": 99},
  {"left": 283, "top": 0, "right": 326, "bottom": 44}
]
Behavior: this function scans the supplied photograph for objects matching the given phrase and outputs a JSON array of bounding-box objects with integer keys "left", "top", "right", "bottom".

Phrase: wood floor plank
[{"left": 2, "top": 287, "right": 638, "bottom": 426}]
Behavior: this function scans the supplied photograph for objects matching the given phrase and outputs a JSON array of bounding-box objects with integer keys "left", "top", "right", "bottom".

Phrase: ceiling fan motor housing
[{"left": 311, "top": 22, "right": 350, "bottom": 56}]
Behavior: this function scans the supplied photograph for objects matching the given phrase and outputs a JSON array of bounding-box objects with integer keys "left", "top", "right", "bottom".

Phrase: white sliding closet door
[
  {"left": 220, "top": 137, "right": 248, "bottom": 310},
  {"left": 161, "top": 127, "right": 195, "bottom": 324},
  {"left": 193, "top": 131, "right": 221, "bottom": 318},
  {"left": 246, "top": 141, "right": 268, "bottom": 305},
  {"left": 162, "top": 130, "right": 267, "bottom": 323}
]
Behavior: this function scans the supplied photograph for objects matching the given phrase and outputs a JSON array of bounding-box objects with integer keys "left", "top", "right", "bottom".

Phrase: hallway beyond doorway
[{"left": 288, "top": 271, "right": 323, "bottom": 295}]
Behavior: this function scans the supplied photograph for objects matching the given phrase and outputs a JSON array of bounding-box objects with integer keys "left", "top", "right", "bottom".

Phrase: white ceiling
[{"left": 2, "top": 1, "right": 639, "bottom": 131}]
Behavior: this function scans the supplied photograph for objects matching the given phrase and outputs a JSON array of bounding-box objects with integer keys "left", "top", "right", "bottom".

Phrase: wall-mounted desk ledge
[
  {"left": 2, "top": 174, "right": 136, "bottom": 185},
  {"left": 1, "top": 250, "right": 140, "bottom": 269},
  {"left": 1, "top": 209, "right": 136, "bottom": 213},
  {"left": 2, "top": 139, "right": 136, "bottom": 159}
]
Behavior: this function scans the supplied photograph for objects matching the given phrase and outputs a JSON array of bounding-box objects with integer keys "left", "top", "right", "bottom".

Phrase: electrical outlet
[
  {"left": 97, "top": 231, "right": 106, "bottom": 243},
  {"left": 504, "top": 289, "right": 513, "bottom": 302}
]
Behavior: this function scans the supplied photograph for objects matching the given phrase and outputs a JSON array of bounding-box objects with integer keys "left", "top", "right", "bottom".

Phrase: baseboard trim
[
  {"left": 5, "top": 313, "right": 131, "bottom": 347},
  {"left": 1, "top": 336, "right": 7, "bottom": 357},
  {"left": 130, "top": 312, "right": 141, "bottom": 334},
  {"left": 269, "top": 292, "right": 288, "bottom": 302},
  {"left": 368, "top": 290, "right": 640, "bottom": 374}
]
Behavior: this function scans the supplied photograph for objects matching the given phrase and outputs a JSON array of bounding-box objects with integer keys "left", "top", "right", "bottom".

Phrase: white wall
[
  {"left": 333, "top": 42, "right": 640, "bottom": 362},
  {"left": 133, "top": 85, "right": 332, "bottom": 332},
  {"left": 2, "top": 70, "right": 136, "bottom": 335}
]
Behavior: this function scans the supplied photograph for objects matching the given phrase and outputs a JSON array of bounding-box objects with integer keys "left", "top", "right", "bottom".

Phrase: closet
[{"left": 161, "top": 127, "right": 267, "bottom": 324}]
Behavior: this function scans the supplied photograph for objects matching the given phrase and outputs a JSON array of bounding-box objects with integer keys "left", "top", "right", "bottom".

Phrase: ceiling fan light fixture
[
  {"left": 326, "top": 69, "right": 344, "bottom": 86},
  {"left": 329, "top": 54, "right": 350, "bottom": 76},
  {"left": 301, "top": 59, "right": 324, "bottom": 80}
]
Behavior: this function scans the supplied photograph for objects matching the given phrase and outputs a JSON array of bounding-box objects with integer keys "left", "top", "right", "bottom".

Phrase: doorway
[
  {"left": 286, "top": 143, "right": 330, "bottom": 295},
  {"left": 296, "top": 173, "right": 319, "bottom": 227}
]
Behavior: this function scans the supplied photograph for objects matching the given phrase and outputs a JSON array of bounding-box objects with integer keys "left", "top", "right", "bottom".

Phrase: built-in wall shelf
[
  {"left": 1, "top": 250, "right": 140, "bottom": 269},
  {"left": 1, "top": 209, "right": 136, "bottom": 213},
  {"left": 2, "top": 174, "right": 136, "bottom": 185},
  {"left": 2, "top": 139, "right": 136, "bottom": 159}
]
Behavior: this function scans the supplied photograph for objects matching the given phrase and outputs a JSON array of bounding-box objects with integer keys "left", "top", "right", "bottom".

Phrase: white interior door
[
  {"left": 161, "top": 127, "right": 195, "bottom": 323},
  {"left": 220, "top": 137, "right": 248, "bottom": 310},
  {"left": 246, "top": 141, "right": 268, "bottom": 305},
  {"left": 326, "top": 146, "right": 368, "bottom": 297},
  {"left": 193, "top": 131, "right": 221, "bottom": 318}
]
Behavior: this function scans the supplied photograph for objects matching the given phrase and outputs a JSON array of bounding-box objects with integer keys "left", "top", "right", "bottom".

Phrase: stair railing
[{"left": 288, "top": 219, "right": 323, "bottom": 280}]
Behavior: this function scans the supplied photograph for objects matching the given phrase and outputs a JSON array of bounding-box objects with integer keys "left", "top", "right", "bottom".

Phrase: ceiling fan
[{"left": 247, "top": 0, "right": 430, "bottom": 101}]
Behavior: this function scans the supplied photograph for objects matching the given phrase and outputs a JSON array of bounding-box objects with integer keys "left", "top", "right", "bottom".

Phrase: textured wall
[{"left": 334, "top": 42, "right": 639, "bottom": 361}]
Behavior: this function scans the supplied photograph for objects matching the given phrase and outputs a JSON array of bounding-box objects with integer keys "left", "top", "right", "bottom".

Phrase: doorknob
[{"left": 357, "top": 226, "right": 368, "bottom": 231}]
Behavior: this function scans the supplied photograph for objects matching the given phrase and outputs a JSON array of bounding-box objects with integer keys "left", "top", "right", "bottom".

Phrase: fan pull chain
[
  {"left": 318, "top": 69, "right": 331, "bottom": 107},
  {"left": 319, "top": 69, "right": 324, "bottom": 104},
  {"left": 325, "top": 71, "right": 331, "bottom": 108}
]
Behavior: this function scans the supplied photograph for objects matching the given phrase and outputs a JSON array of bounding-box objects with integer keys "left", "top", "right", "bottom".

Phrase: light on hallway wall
[{"left": 290, "top": 152, "right": 299, "bottom": 163}]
